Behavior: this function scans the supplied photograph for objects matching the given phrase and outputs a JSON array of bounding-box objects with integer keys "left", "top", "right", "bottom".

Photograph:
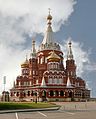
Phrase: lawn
[{"left": 0, "top": 102, "right": 57, "bottom": 110}]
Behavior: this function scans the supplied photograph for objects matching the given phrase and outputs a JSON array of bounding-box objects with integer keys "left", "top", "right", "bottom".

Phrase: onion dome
[
  {"left": 47, "top": 50, "right": 60, "bottom": 62},
  {"left": 47, "top": 8, "right": 52, "bottom": 26},
  {"left": 47, "top": 13, "right": 52, "bottom": 21},
  {"left": 21, "top": 55, "right": 29, "bottom": 68}
]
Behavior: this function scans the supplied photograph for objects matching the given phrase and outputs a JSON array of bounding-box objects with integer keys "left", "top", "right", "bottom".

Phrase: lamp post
[
  {"left": 3, "top": 76, "right": 6, "bottom": 92},
  {"left": 33, "top": 91, "right": 37, "bottom": 103},
  {"left": 35, "top": 92, "right": 37, "bottom": 103}
]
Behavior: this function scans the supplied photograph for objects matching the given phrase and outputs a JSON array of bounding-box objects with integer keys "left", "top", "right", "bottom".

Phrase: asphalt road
[
  {"left": 0, "top": 102, "right": 96, "bottom": 119},
  {"left": 0, "top": 110, "right": 96, "bottom": 119}
]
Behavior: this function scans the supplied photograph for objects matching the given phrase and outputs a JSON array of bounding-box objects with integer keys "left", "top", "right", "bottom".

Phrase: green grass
[{"left": 0, "top": 102, "right": 57, "bottom": 110}]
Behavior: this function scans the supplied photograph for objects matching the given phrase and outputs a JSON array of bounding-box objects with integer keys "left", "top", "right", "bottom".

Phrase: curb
[{"left": 0, "top": 107, "right": 60, "bottom": 114}]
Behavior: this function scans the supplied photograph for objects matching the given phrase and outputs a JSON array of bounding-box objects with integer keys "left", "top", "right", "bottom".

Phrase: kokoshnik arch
[{"left": 10, "top": 11, "right": 90, "bottom": 102}]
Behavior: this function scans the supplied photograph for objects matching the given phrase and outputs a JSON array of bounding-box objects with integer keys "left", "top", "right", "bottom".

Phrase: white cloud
[{"left": 0, "top": 0, "right": 76, "bottom": 94}]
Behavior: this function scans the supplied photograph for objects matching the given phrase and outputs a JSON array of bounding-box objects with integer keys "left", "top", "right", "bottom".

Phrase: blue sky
[
  {"left": 56, "top": 0, "right": 96, "bottom": 97},
  {"left": 59, "top": 0, "right": 96, "bottom": 96},
  {"left": 0, "top": 0, "right": 96, "bottom": 97}
]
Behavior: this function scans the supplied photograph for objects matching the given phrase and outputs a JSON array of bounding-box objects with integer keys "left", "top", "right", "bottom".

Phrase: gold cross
[{"left": 48, "top": 8, "right": 51, "bottom": 14}]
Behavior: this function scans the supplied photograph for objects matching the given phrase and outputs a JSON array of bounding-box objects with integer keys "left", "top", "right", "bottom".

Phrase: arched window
[
  {"left": 40, "top": 57, "right": 42, "bottom": 64},
  {"left": 45, "top": 57, "right": 47, "bottom": 63},
  {"left": 31, "top": 91, "right": 33, "bottom": 96},
  {"left": 30, "top": 81, "right": 31, "bottom": 86},
  {"left": 42, "top": 90, "right": 46, "bottom": 97},
  {"left": 57, "top": 79, "right": 59, "bottom": 84},
  {"left": 33, "top": 71, "right": 35, "bottom": 75},
  {"left": 59, "top": 78, "right": 63, "bottom": 84},
  {"left": 41, "top": 56, "right": 44, "bottom": 64},
  {"left": 50, "top": 90, "right": 54, "bottom": 97},
  {"left": 55, "top": 91, "right": 59, "bottom": 96},
  {"left": 60, "top": 90, "right": 64, "bottom": 96},
  {"left": 48, "top": 78, "right": 52, "bottom": 84},
  {"left": 54, "top": 78, "right": 57, "bottom": 84},
  {"left": 28, "top": 91, "right": 30, "bottom": 96},
  {"left": 24, "top": 92, "right": 26, "bottom": 97},
  {"left": 16, "top": 92, "right": 19, "bottom": 97},
  {"left": 52, "top": 78, "right": 55, "bottom": 84},
  {"left": 29, "top": 70, "right": 32, "bottom": 75},
  {"left": 36, "top": 80, "right": 38, "bottom": 84},
  {"left": 38, "top": 57, "right": 39, "bottom": 64},
  {"left": 19, "top": 82, "right": 21, "bottom": 86}
]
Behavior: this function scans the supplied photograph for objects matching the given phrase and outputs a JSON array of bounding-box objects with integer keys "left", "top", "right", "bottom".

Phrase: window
[
  {"left": 41, "top": 56, "right": 44, "bottom": 64},
  {"left": 29, "top": 70, "right": 31, "bottom": 75},
  {"left": 28, "top": 91, "right": 30, "bottom": 96},
  {"left": 57, "top": 79, "right": 59, "bottom": 84},
  {"left": 16, "top": 92, "right": 19, "bottom": 97},
  {"left": 19, "top": 82, "right": 21, "bottom": 86},
  {"left": 45, "top": 57, "right": 47, "bottom": 63},
  {"left": 55, "top": 91, "right": 59, "bottom": 96},
  {"left": 54, "top": 78, "right": 57, "bottom": 84},
  {"left": 48, "top": 78, "right": 52, "bottom": 84},
  {"left": 31, "top": 91, "right": 33, "bottom": 96},
  {"left": 52, "top": 78, "right": 55, "bottom": 83},
  {"left": 50, "top": 90, "right": 54, "bottom": 96},
  {"left": 59, "top": 78, "right": 63, "bottom": 84},
  {"left": 38, "top": 57, "right": 39, "bottom": 64},
  {"left": 60, "top": 90, "right": 64, "bottom": 96},
  {"left": 33, "top": 71, "right": 35, "bottom": 75},
  {"left": 30, "top": 81, "right": 31, "bottom": 86},
  {"left": 36, "top": 80, "right": 38, "bottom": 84}
]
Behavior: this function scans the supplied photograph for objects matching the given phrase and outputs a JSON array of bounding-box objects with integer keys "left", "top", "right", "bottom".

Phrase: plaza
[{"left": 0, "top": 101, "right": 96, "bottom": 119}]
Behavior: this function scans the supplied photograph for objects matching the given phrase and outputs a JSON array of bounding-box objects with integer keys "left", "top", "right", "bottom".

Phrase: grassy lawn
[{"left": 0, "top": 102, "right": 57, "bottom": 110}]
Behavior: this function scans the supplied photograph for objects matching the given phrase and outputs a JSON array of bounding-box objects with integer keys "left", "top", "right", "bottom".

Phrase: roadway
[{"left": 0, "top": 101, "right": 96, "bottom": 119}]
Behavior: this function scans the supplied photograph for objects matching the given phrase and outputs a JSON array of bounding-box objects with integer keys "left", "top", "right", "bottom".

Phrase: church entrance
[
  {"left": 68, "top": 90, "right": 74, "bottom": 101},
  {"left": 42, "top": 90, "right": 47, "bottom": 101}
]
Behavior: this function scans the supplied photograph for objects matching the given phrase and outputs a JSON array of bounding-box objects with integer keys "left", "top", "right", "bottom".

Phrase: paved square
[{"left": 0, "top": 102, "right": 96, "bottom": 119}]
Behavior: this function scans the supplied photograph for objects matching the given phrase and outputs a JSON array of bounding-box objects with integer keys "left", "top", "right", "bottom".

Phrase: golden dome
[
  {"left": 47, "top": 51, "right": 60, "bottom": 62},
  {"left": 21, "top": 58, "right": 29, "bottom": 68},
  {"left": 47, "top": 8, "right": 52, "bottom": 21},
  {"left": 47, "top": 14, "right": 52, "bottom": 20}
]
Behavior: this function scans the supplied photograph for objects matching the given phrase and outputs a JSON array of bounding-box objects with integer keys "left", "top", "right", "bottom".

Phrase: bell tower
[{"left": 66, "top": 41, "right": 76, "bottom": 77}]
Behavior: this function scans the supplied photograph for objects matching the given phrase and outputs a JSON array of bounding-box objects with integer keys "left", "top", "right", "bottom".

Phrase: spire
[
  {"left": 39, "top": 9, "right": 61, "bottom": 51},
  {"left": 42, "top": 8, "right": 54, "bottom": 44},
  {"left": 30, "top": 37, "right": 36, "bottom": 58},
  {"left": 41, "top": 77, "right": 46, "bottom": 87},
  {"left": 66, "top": 76, "right": 72, "bottom": 88},
  {"left": 67, "top": 40, "right": 74, "bottom": 60},
  {"left": 47, "top": 8, "right": 52, "bottom": 28}
]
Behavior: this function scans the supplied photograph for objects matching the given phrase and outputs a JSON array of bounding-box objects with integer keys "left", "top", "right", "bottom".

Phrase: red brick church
[{"left": 10, "top": 11, "right": 90, "bottom": 102}]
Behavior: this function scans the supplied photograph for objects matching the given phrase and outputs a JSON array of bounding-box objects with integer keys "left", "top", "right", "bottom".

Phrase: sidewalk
[{"left": 0, "top": 106, "right": 60, "bottom": 114}]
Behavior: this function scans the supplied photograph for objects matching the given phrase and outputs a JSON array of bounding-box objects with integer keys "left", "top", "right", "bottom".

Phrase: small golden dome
[
  {"left": 47, "top": 51, "right": 60, "bottom": 62},
  {"left": 47, "top": 14, "right": 52, "bottom": 20},
  {"left": 47, "top": 8, "right": 52, "bottom": 20},
  {"left": 21, "top": 58, "right": 29, "bottom": 68},
  {"left": 68, "top": 41, "right": 72, "bottom": 47}
]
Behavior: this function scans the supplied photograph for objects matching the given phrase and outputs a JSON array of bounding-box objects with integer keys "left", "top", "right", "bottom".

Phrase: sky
[{"left": 0, "top": 0, "right": 96, "bottom": 97}]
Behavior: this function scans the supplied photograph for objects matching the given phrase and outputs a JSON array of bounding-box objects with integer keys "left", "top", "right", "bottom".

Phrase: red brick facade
[{"left": 10, "top": 12, "right": 90, "bottom": 102}]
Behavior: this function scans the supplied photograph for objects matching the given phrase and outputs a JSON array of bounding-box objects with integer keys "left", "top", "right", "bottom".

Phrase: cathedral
[{"left": 10, "top": 11, "right": 90, "bottom": 102}]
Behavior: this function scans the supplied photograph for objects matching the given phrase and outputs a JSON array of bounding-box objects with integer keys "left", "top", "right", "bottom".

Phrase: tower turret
[
  {"left": 67, "top": 41, "right": 73, "bottom": 60},
  {"left": 30, "top": 38, "right": 36, "bottom": 58},
  {"left": 66, "top": 41, "right": 76, "bottom": 77},
  {"left": 21, "top": 55, "right": 29, "bottom": 76}
]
